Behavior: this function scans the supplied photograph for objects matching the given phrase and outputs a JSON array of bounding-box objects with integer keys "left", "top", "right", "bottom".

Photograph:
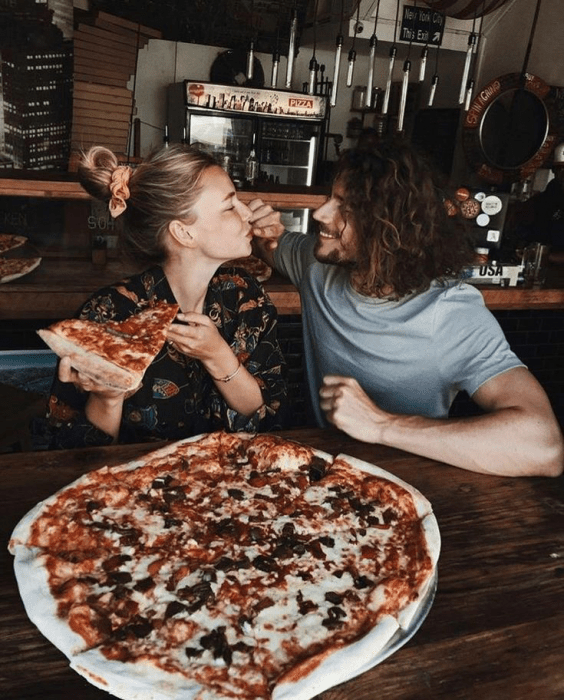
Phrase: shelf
[
  {"left": 260, "top": 164, "right": 309, "bottom": 169},
  {"left": 0, "top": 176, "right": 89, "bottom": 200},
  {"left": 0, "top": 175, "right": 327, "bottom": 207}
]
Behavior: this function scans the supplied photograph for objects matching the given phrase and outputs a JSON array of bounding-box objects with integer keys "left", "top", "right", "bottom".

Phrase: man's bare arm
[{"left": 319, "top": 367, "right": 564, "bottom": 477}]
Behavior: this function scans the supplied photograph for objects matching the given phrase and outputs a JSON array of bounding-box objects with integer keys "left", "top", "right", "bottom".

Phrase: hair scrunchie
[{"left": 109, "top": 165, "right": 132, "bottom": 218}]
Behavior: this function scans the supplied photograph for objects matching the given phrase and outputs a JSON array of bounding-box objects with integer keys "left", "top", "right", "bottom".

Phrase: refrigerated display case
[{"left": 167, "top": 81, "right": 327, "bottom": 188}]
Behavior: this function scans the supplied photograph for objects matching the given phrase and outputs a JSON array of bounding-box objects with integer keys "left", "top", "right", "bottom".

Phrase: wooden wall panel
[{"left": 70, "top": 11, "right": 161, "bottom": 166}]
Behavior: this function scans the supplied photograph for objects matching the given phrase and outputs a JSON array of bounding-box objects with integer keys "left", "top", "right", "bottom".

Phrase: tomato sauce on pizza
[{"left": 9, "top": 432, "right": 440, "bottom": 700}]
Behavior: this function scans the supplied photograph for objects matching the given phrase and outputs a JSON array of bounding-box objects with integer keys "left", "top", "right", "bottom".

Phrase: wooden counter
[
  {"left": 2, "top": 174, "right": 564, "bottom": 317},
  {"left": 2, "top": 427, "right": 564, "bottom": 700},
  {"left": 2, "top": 257, "right": 564, "bottom": 319}
]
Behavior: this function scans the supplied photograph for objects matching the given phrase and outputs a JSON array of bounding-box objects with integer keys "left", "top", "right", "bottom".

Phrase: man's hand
[
  {"left": 319, "top": 375, "right": 390, "bottom": 443},
  {"left": 247, "top": 198, "right": 284, "bottom": 246},
  {"left": 248, "top": 198, "right": 284, "bottom": 268}
]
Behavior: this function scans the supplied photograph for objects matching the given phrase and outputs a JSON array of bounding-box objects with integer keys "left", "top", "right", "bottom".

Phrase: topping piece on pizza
[{"left": 37, "top": 300, "right": 180, "bottom": 391}]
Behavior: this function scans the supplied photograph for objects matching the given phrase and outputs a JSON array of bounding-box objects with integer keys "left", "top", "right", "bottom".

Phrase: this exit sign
[{"left": 400, "top": 5, "right": 445, "bottom": 46}]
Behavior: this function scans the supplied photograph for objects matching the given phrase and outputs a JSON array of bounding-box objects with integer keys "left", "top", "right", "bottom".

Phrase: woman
[{"left": 46, "top": 144, "right": 288, "bottom": 448}]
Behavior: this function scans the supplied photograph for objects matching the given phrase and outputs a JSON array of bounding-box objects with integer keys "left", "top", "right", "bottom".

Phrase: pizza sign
[{"left": 288, "top": 97, "right": 314, "bottom": 109}]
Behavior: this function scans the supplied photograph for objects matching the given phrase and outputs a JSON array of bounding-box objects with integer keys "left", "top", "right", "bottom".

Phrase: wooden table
[{"left": 1, "top": 428, "right": 563, "bottom": 700}]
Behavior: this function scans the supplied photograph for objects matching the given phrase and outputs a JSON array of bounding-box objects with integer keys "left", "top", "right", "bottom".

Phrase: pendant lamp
[
  {"left": 308, "top": 0, "right": 319, "bottom": 95},
  {"left": 246, "top": 0, "right": 255, "bottom": 80},
  {"left": 346, "top": 2, "right": 361, "bottom": 88},
  {"left": 329, "top": 0, "right": 345, "bottom": 107},
  {"left": 428, "top": 43, "right": 440, "bottom": 106},
  {"left": 285, "top": 7, "right": 298, "bottom": 89},
  {"left": 382, "top": 1, "right": 401, "bottom": 115},
  {"left": 270, "top": 3, "right": 282, "bottom": 88},
  {"left": 365, "top": 0, "right": 382, "bottom": 109}
]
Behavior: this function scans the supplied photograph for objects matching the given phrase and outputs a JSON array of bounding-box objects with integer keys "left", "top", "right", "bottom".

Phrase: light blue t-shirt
[{"left": 274, "top": 231, "right": 524, "bottom": 426}]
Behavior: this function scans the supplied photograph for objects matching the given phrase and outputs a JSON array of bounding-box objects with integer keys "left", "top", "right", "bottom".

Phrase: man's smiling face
[{"left": 312, "top": 178, "right": 359, "bottom": 267}]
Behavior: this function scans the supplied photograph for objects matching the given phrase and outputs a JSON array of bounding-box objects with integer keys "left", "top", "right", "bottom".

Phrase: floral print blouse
[{"left": 46, "top": 265, "right": 288, "bottom": 448}]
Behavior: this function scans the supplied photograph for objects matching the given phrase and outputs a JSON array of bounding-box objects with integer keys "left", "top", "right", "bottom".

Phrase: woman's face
[{"left": 189, "top": 165, "right": 253, "bottom": 262}]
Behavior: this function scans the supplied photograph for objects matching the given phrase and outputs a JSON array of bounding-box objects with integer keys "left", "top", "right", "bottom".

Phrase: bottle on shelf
[{"left": 245, "top": 142, "right": 259, "bottom": 186}]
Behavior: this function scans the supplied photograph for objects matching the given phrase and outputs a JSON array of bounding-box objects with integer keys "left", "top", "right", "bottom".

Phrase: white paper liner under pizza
[
  {"left": 0, "top": 233, "right": 42, "bottom": 283},
  {"left": 9, "top": 431, "right": 440, "bottom": 700}
]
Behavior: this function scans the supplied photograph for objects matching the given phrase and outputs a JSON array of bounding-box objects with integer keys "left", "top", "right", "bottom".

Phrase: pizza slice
[
  {"left": 225, "top": 255, "right": 272, "bottom": 282},
  {"left": 0, "top": 233, "right": 27, "bottom": 254},
  {"left": 37, "top": 300, "right": 180, "bottom": 391},
  {"left": 0, "top": 256, "right": 42, "bottom": 284}
]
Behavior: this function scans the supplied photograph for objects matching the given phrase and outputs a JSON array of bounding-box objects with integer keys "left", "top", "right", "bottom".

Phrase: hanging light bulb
[
  {"left": 428, "top": 42, "right": 440, "bottom": 107},
  {"left": 382, "top": 46, "right": 397, "bottom": 115},
  {"left": 365, "top": 33, "right": 377, "bottom": 109},
  {"left": 428, "top": 74, "right": 439, "bottom": 106},
  {"left": 397, "top": 59, "right": 411, "bottom": 133},
  {"left": 345, "top": 2, "right": 360, "bottom": 89},
  {"left": 330, "top": 33, "right": 343, "bottom": 107},
  {"left": 246, "top": 0, "right": 255, "bottom": 81},
  {"left": 246, "top": 39, "right": 255, "bottom": 80},
  {"left": 271, "top": 50, "right": 280, "bottom": 88},
  {"left": 346, "top": 48, "right": 356, "bottom": 88},
  {"left": 329, "top": 0, "right": 346, "bottom": 108},
  {"left": 458, "top": 32, "right": 476, "bottom": 104},
  {"left": 285, "top": 8, "right": 298, "bottom": 89},
  {"left": 365, "top": 0, "right": 382, "bottom": 109},
  {"left": 308, "top": 56, "right": 319, "bottom": 95},
  {"left": 383, "top": 0, "right": 401, "bottom": 116},
  {"left": 419, "top": 46, "right": 428, "bottom": 82},
  {"left": 464, "top": 78, "right": 475, "bottom": 111},
  {"left": 308, "top": 0, "right": 320, "bottom": 96}
]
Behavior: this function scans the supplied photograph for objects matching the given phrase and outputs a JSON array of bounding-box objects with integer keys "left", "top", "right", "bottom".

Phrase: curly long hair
[
  {"left": 334, "top": 139, "right": 475, "bottom": 299},
  {"left": 78, "top": 144, "right": 218, "bottom": 266}
]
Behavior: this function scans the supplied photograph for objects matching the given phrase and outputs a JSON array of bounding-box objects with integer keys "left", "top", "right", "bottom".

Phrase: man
[{"left": 253, "top": 139, "right": 563, "bottom": 477}]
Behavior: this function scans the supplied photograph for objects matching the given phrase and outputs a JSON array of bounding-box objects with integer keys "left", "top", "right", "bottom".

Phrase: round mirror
[
  {"left": 480, "top": 88, "right": 548, "bottom": 169},
  {"left": 462, "top": 73, "right": 558, "bottom": 184}
]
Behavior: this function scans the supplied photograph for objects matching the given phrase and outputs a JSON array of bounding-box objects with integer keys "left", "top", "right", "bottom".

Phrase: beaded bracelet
[{"left": 211, "top": 362, "right": 241, "bottom": 383}]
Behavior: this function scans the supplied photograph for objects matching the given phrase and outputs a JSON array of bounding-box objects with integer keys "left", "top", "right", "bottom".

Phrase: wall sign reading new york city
[{"left": 400, "top": 5, "right": 445, "bottom": 46}]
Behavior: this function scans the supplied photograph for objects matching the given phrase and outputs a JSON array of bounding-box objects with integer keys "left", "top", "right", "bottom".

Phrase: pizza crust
[
  {"left": 0, "top": 256, "right": 42, "bottom": 283},
  {"left": 71, "top": 649, "right": 203, "bottom": 700},
  {"left": 0, "top": 233, "right": 27, "bottom": 254},
  {"left": 37, "top": 328, "right": 141, "bottom": 391},
  {"left": 12, "top": 545, "right": 89, "bottom": 656}
]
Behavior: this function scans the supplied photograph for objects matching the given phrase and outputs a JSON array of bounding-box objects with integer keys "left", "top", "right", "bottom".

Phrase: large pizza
[{"left": 9, "top": 431, "right": 440, "bottom": 700}]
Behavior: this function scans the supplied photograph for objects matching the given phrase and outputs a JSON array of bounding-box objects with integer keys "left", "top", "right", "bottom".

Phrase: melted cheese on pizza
[{"left": 53, "top": 301, "right": 179, "bottom": 373}]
